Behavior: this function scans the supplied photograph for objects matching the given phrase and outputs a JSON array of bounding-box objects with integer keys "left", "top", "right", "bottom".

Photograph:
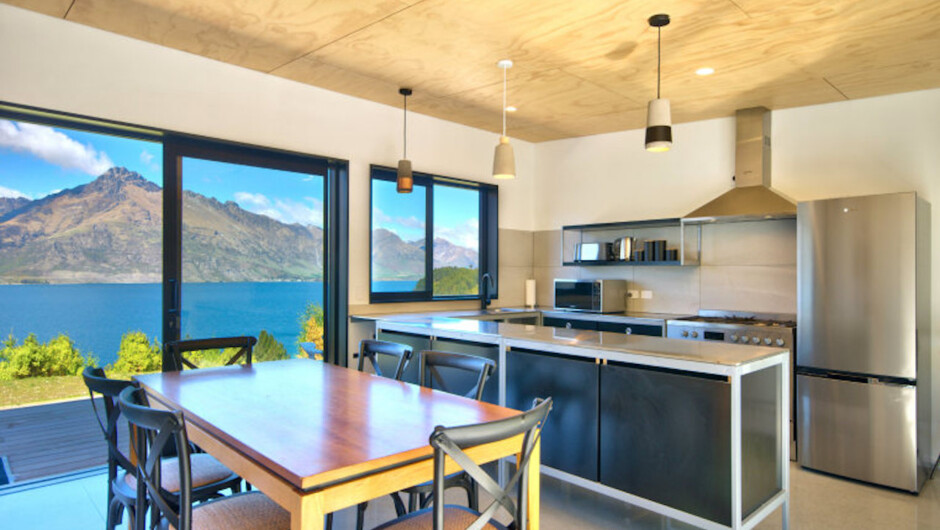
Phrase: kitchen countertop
[
  {"left": 352, "top": 307, "right": 688, "bottom": 322},
  {"left": 375, "top": 316, "right": 787, "bottom": 368}
]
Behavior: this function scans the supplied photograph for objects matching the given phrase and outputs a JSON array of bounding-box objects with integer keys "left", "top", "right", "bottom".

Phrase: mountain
[
  {"left": 0, "top": 167, "right": 323, "bottom": 283},
  {"left": 0, "top": 197, "right": 30, "bottom": 218},
  {"left": 371, "top": 229, "right": 478, "bottom": 282},
  {"left": 371, "top": 228, "right": 424, "bottom": 281}
]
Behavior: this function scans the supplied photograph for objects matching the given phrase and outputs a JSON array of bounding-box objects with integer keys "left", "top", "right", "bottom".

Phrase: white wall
[
  {"left": 0, "top": 4, "right": 537, "bottom": 308},
  {"left": 535, "top": 87, "right": 940, "bottom": 462}
]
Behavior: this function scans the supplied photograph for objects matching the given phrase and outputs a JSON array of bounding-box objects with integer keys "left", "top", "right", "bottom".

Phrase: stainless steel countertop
[{"left": 375, "top": 316, "right": 787, "bottom": 367}]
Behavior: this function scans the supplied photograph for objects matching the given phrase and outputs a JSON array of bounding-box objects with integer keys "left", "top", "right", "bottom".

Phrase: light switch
[{"left": 640, "top": 290, "right": 653, "bottom": 299}]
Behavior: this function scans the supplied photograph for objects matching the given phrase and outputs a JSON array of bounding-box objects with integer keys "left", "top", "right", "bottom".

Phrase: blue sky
[
  {"left": 0, "top": 119, "right": 325, "bottom": 227},
  {"left": 372, "top": 178, "right": 479, "bottom": 250}
]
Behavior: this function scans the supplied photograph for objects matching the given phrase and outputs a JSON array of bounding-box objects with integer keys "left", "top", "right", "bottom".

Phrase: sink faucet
[{"left": 481, "top": 272, "right": 495, "bottom": 309}]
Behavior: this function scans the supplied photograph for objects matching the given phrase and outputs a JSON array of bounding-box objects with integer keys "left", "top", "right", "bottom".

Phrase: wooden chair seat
[
  {"left": 373, "top": 505, "right": 505, "bottom": 530},
  {"left": 165, "top": 491, "right": 289, "bottom": 530},
  {"left": 120, "top": 453, "right": 235, "bottom": 493}
]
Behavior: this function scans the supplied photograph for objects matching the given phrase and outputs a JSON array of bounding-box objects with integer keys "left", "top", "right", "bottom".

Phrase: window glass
[
  {"left": 432, "top": 184, "right": 480, "bottom": 296},
  {"left": 371, "top": 176, "right": 427, "bottom": 293}
]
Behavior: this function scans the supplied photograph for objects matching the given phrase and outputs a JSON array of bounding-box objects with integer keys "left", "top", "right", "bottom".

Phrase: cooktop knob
[
  {"left": 731, "top": 334, "right": 738, "bottom": 342},
  {"left": 691, "top": 331, "right": 699, "bottom": 338},
  {"left": 764, "top": 337, "right": 772, "bottom": 345},
  {"left": 740, "top": 335, "right": 749, "bottom": 343},
  {"left": 681, "top": 330, "right": 689, "bottom": 337},
  {"left": 776, "top": 338, "right": 785, "bottom": 347},
  {"left": 751, "top": 336, "right": 761, "bottom": 344}
]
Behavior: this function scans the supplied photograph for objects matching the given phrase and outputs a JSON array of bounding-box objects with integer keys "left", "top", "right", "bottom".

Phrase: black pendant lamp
[
  {"left": 397, "top": 87, "right": 413, "bottom": 193},
  {"left": 645, "top": 14, "right": 672, "bottom": 152}
]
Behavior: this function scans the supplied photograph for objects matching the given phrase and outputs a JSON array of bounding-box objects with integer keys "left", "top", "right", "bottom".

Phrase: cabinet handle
[
  {"left": 565, "top": 322, "right": 573, "bottom": 329},
  {"left": 625, "top": 327, "right": 633, "bottom": 335}
]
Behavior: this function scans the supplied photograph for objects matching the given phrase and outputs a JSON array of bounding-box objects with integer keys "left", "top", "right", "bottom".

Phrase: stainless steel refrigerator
[{"left": 797, "top": 191, "right": 932, "bottom": 492}]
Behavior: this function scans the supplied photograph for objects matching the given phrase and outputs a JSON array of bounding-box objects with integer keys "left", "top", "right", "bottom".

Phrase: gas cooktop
[{"left": 670, "top": 311, "right": 796, "bottom": 329}]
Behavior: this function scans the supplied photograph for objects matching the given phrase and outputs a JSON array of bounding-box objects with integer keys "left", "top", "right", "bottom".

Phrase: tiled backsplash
[{"left": 532, "top": 219, "right": 797, "bottom": 315}]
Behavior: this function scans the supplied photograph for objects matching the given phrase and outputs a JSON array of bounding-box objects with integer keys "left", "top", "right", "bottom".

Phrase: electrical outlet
[
  {"left": 640, "top": 290, "right": 653, "bottom": 299},
  {"left": 627, "top": 290, "right": 639, "bottom": 299}
]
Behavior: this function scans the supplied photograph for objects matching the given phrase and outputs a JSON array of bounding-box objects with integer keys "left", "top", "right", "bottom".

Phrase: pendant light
[
  {"left": 645, "top": 14, "right": 672, "bottom": 153},
  {"left": 492, "top": 59, "right": 516, "bottom": 179},
  {"left": 396, "top": 87, "right": 413, "bottom": 193}
]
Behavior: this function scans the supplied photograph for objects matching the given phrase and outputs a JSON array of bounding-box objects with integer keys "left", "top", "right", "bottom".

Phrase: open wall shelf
[{"left": 561, "top": 218, "right": 701, "bottom": 267}]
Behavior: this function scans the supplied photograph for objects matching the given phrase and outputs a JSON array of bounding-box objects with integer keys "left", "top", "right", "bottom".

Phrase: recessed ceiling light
[
  {"left": 505, "top": 105, "right": 517, "bottom": 113},
  {"left": 696, "top": 67, "right": 715, "bottom": 76}
]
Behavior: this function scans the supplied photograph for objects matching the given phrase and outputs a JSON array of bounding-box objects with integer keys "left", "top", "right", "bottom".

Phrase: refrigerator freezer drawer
[{"left": 797, "top": 374, "right": 919, "bottom": 492}]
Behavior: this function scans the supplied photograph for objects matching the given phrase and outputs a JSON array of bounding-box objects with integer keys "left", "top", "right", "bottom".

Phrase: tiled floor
[{"left": 0, "top": 463, "right": 937, "bottom": 529}]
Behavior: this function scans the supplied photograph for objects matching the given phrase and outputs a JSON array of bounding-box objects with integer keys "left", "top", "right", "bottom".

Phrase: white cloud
[
  {"left": 436, "top": 218, "right": 479, "bottom": 250},
  {"left": 140, "top": 149, "right": 160, "bottom": 172},
  {"left": 0, "top": 185, "right": 29, "bottom": 199},
  {"left": 234, "top": 191, "right": 324, "bottom": 227},
  {"left": 0, "top": 120, "right": 113, "bottom": 175}
]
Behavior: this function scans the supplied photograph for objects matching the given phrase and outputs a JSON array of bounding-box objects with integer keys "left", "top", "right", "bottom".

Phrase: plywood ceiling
[{"left": 6, "top": 0, "right": 940, "bottom": 142}]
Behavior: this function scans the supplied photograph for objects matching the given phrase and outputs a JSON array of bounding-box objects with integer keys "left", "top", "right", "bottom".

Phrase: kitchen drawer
[
  {"left": 594, "top": 320, "right": 663, "bottom": 337},
  {"left": 542, "top": 316, "right": 597, "bottom": 331}
]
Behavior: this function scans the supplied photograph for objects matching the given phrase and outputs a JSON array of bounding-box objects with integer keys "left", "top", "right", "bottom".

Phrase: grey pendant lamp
[
  {"left": 492, "top": 59, "right": 515, "bottom": 179},
  {"left": 397, "top": 87, "right": 413, "bottom": 193},
  {"left": 645, "top": 14, "right": 672, "bottom": 152}
]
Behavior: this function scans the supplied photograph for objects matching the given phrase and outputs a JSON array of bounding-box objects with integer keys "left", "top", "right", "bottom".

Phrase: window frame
[{"left": 369, "top": 165, "right": 497, "bottom": 303}]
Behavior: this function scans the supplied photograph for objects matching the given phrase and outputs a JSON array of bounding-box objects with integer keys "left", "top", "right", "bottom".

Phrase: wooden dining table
[{"left": 134, "top": 358, "right": 539, "bottom": 530}]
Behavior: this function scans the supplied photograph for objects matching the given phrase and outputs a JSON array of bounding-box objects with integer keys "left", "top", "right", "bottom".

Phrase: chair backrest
[
  {"left": 430, "top": 397, "right": 553, "bottom": 530},
  {"left": 82, "top": 367, "right": 138, "bottom": 480},
  {"left": 419, "top": 350, "right": 496, "bottom": 401},
  {"left": 118, "top": 386, "right": 194, "bottom": 530},
  {"left": 357, "top": 339, "right": 413, "bottom": 380},
  {"left": 163, "top": 336, "right": 257, "bottom": 371}
]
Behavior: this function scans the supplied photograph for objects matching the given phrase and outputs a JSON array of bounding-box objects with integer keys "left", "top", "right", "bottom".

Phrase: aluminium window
[{"left": 369, "top": 165, "right": 497, "bottom": 303}]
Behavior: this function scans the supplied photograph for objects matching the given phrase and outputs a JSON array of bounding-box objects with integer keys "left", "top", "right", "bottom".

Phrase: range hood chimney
[{"left": 683, "top": 107, "right": 796, "bottom": 224}]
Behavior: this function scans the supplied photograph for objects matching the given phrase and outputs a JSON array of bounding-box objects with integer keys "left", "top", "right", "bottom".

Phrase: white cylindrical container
[{"left": 525, "top": 279, "right": 536, "bottom": 309}]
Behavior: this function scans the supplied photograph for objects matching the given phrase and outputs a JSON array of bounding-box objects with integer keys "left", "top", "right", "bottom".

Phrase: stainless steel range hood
[{"left": 683, "top": 107, "right": 796, "bottom": 224}]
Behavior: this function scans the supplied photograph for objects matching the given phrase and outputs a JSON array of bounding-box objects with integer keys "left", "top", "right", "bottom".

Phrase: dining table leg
[
  {"left": 523, "top": 438, "right": 541, "bottom": 529},
  {"left": 292, "top": 493, "right": 325, "bottom": 530}
]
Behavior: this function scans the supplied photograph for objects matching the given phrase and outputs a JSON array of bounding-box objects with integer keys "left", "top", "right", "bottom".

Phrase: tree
[
  {"left": 0, "top": 333, "right": 89, "bottom": 379},
  {"left": 297, "top": 303, "right": 325, "bottom": 358},
  {"left": 255, "top": 330, "right": 288, "bottom": 362},
  {"left": 111, "top": 331, "right": 162, "bottom": 374},
  {"left": 414, "top": 267, "right": 479, "bottom": 295}
]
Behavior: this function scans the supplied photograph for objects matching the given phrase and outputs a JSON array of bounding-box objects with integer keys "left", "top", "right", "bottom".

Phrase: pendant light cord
[
  {"left": 501, "top": 66, "right": 507, "bottom": 136},
  {"left": 657, "top": 26, "right": 662, "bottom": 99},
  {"left": 402, "top": 93, "right": 408, "bottom": 159}
]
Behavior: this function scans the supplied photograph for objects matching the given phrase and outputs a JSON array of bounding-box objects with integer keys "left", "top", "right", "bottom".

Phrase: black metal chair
[
  {"left": 117, "top": 386, "right": 290, "bottom": 530},
  {"left": 163, "top": 336, "right": 258, "bottom": 371},
  {"left": 82, "top": 367, "right": 242, "bottom": 530},
  {"left": 397, "top": 350, "right": 498, "bottom": 514},
  {"left": 358, "top": 338, "right": 414, "bottom": 380},
  {"left": 374, "top": 397, "right": 553, "bottom": 530},
  {"left": 333, "top": 339, "right": 414, "bottom": 530}
]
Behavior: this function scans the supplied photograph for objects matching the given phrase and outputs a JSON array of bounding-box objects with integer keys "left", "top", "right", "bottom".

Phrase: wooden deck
[{"left": 0, "top": 398, "right": 127, "bottom": 485}]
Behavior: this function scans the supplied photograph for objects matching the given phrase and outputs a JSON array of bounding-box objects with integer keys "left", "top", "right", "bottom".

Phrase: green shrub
[
  {"left": 110, "top": 331, "right": 162, "bottom": 374},
  {"left": 0, "top": 333, "right": 90, "bottom": 379},
  {"left": 255, "top": 330, "right": 288, "bottom": 362}
]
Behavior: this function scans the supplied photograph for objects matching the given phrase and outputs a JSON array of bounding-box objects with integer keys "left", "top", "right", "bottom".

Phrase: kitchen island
[{"left": 367, "top": 315, "right": 789, "bottom": 530}]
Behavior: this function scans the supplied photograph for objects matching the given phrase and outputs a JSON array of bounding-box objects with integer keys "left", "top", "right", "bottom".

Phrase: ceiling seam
[
  {"left": 822, "top": 78, "right": 850, "bottom": 100},
  {"left": 63, "top": 0, "right": 77, "bottom": 19},
  {"left": 558, "top": 67, "right": 647, "bottom": 109},
  {"left": 266, "top": 0, "right": 429, "bottom": 75}
]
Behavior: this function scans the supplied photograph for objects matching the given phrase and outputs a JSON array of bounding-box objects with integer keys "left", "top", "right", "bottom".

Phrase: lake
[{"left": 0, "top": 280, "right": 420, "bottom": 366}]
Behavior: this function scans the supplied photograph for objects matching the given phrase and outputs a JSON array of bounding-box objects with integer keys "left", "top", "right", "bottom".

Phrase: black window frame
[
  {"left": 369, "top": 165, "right": 497, "bottom": 303},
  {"left": 0, "top": 101, "right": 350, "bottom": 367}
]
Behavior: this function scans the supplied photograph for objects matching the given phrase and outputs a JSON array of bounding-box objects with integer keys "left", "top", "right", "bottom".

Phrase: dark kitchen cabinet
[
  {"left": 506, "top": 347, "right": 599, "bottom": 481},
  {"left": 594, "top": 320, "right": 663, "bottom": 337},
  {"left": 542, "top": 316, "right": 597, "bottom": 331},
  {"left": 375, "top": 330, "right": 431, "bottom": 385},
  {"left": 599, "top": 361, "right": 732, "bottom": 526},
  {"left": 430, "top": 338, "right": 500, "bottom": 405}
]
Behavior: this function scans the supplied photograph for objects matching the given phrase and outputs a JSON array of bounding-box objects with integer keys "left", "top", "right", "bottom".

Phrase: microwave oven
[{"left": 554, "top": 279, "right": 626, "bottom": 313}]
